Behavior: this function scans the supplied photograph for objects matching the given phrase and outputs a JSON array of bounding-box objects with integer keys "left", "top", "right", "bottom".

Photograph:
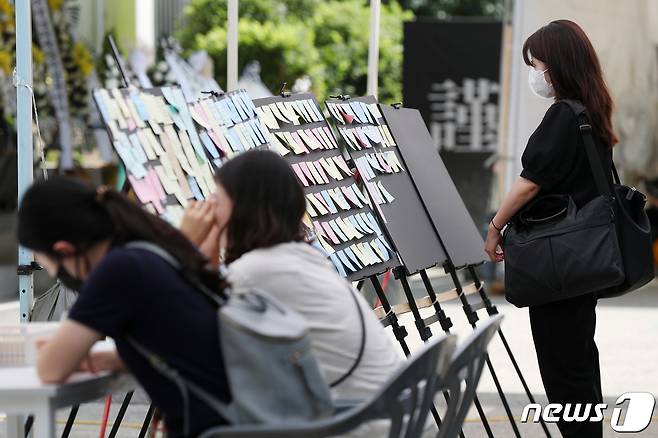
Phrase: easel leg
[
  {"left": 369, "top": 275, "right": 411, "bottom": 356},
  {"left": 419, "top": 269, "right": 489, "bottom": 438},
  {"left": 468, "top": 266, "right": 552, "bottom": 438},
  {"left": 61, "top": 405, "right": 79, "bottom": 438},
  {"left": 447, "top": 264, "right": 521, "bottom": 438},
  {"left": 138, "top": 405, "right": 155, "bottom": 438},
  {"left": 394, "top": 267, "right": 432, "bottom": 341},
  {"left": 108, "top": 391, "right": 134, "bottom": 438}
]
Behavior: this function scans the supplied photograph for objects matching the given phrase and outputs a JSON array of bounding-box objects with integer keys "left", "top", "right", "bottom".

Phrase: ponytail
[{"left": 18, "top": 177, "right": 224, "bottom": 294}]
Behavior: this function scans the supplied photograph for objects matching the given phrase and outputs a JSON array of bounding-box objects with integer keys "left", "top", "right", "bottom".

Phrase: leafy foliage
[{"left": 177, "top": 0, "right": 412, "bottom": 102}]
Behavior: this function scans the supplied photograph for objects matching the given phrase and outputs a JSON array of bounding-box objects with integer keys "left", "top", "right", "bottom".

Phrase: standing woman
[{"left": 484, "top": 20, "right": 616, "bottom": 438}]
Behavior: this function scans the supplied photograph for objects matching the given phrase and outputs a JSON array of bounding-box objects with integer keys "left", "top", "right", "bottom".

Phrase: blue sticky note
[
  {"left": 320, "top": 192, "right": 338, "bottom": 214},
  {"left": 130, "top": 90, "right": 149, "bottom": 121},
  {"left": 343, "top": 247, "right": 362, "bottom": 269},
  {"left": 373, "top": 237, "right": 390, "bottom": 260},
  {"left": 336, "top": 250, "right": 357, "bottom": 272},
  {"left": 114, "top": 140, "right": 146, "bottom": 179},
  {"left": 128, "top": 134, "right": 148, "bottom": 164},
  {"left": 223, "top": 98, "right": 242, "bottom": 124},
  {"left": 187, "top": 176, "right": 204, "bottom": 200},
  {"left": 329, "top": 253, "right": 347, "bottom": 277},
  {"left": 199, "top": 131, "right": 220, "bottom": 159},
  {"left": 93, "top": 91, "right": 111, "bottom": 124},
  {"left": 248, "top": 120, "right": 266, "bottom": 144},
  {"left": 364, "top": 213, "right": 382, "bottom": 235},
  {"left": 224, "top": 127, "right": 243, "bottom": 152},
  {"left": 231, "top": 94, "right": 248, "bottom": 121}
]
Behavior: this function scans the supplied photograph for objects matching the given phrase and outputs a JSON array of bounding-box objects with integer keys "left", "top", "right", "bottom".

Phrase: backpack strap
[
  {"left": 127, "top": 337, "right": 238, "bottom": 431},
  {"left": 124, "top": 241, "right": 224, "bottom": 307},
  {"left": 329, "top": 286, "right": 366, "bottom": 388},
  {"left": 560, "top": 100, "right": 615, "bottom": 197}
]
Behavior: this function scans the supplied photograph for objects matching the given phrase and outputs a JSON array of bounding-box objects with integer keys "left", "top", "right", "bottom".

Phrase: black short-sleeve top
[
  {"left": 68, "top": 246, "right": 230, "bottom": 437},
  {"left": 520, "top": 101, "right": 613, "bottom": 208}
]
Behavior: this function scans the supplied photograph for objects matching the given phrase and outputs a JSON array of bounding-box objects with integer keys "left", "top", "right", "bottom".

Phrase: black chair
[
  {"left": 436, "top": 314, "right": 504, "bottom": 438},
  {"left": 199, "top": 333, "right": 458, "bottom": 438}
]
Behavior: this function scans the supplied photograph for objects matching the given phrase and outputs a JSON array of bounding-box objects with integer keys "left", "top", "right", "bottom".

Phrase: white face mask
[{"left": 528, "top": 67, "right": 555, "bottom": 99}]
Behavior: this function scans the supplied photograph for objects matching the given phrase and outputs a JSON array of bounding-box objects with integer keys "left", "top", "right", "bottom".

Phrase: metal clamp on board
[
  {"left": 329, "top": 94, "right": 351, "bottom": 101},
  {"left": 391, "top": 102, "right": 403, "bottom": 109},
  {"left": 201, "top": 90, "right": 225, "bottom": 98},
  {"left": 278, "top": 82, "right": 291, "bottom": 98},
  {"left": 17, "top": 261, "right": 42, "bottom": 276}
]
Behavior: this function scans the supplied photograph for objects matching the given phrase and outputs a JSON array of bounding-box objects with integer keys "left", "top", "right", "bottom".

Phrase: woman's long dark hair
[
  {"left": 523, "top": 19, "right": 618, "bottom": 147},
  {"left": 215, "top": 150, "right": 306, "bottom": 264},
  {"left": 17, "top": 177, "right": 223, "bottom": 293}
]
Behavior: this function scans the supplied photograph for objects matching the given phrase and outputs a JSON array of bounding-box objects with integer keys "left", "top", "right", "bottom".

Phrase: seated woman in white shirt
[{"left": 181, "top": 150, "right": 403, "bottom": 400}]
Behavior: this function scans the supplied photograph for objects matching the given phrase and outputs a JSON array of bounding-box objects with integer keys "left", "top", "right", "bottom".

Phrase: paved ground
[{"left": 1, "top": 270, "right": 657, "bottom": 437}]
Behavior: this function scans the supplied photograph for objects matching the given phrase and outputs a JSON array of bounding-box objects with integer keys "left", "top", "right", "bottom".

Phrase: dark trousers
[{"left": 529, "top": 293, "right": 603, "bottom": 438}]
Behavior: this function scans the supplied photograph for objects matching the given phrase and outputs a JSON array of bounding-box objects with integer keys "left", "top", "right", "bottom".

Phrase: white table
[{"left": 0, "top": 367, "right": 136, "bottom": 438}]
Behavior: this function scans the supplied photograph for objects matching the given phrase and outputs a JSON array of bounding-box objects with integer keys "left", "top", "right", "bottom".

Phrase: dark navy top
[{"left": 68, "top": 246, "right": 230, "bottom": 437}]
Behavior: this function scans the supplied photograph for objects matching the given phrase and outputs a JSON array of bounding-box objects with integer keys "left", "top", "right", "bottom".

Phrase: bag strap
[
  {"left": 124, "top": 241, "right": 224, "bottom": 307},
  {"left": 577, "top": 116, "right": 613, "bottom": 198},
  {"left": 561, "top": 99, "right": 616, "bottom": 195},
  {"left": 329, "top": 286, "right": 366, "bottom": 388},
  {"left": 127, "top": 337, "right": 238, "bottom": 431}
]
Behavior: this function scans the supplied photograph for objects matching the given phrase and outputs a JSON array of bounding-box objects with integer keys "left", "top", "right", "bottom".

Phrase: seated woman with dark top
[
  {"left": 17, "top": 178, "right": 230, "bottom": 437},
  {"left": 181, "top": 150, "right": 402, "bottom": 402}
]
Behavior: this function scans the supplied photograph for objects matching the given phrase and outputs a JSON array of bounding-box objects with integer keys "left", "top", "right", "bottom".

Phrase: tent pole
[
  {"left": 367, "top": 0, "right": 381, "bottom": 97},
  {"left": 227, "top": 0, "right": 238, "bottom": 91},
  {"left": 16, "top": 0, "right": 35, "bottom": 322}
]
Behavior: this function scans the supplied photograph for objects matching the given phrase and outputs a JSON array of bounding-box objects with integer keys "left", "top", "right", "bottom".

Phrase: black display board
[
  {"left": 326, "top": 96, "right": 447, "bottom": 274},
  {"left": 381, "top": 105, "right": 487, "bottom": 268},
  {"left": 254, "top": 93, "right": 400, "bottom": 281},
  {"left": 403, "top": 20, "right": 501, "bottom": 228}
]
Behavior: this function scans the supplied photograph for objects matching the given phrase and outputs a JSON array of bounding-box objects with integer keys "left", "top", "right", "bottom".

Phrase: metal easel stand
[
  {"left": 368, "top": 273, "right": 453, "bottom": 433},
  {"left": 466, "top": 265, "right": 552, "bottom": 438},
  {"left": 395, "top": 266, "right": 490, "bottom": 438}
]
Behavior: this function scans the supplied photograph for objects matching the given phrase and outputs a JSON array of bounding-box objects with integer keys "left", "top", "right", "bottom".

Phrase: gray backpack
[{"left": 124, "top": 242, "right": 333, "bottom": 434}]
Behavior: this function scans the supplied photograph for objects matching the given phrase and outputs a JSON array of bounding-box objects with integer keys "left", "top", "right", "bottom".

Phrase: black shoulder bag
[{"left": 503, "top": 101, "right": 653, "bottom": 307}]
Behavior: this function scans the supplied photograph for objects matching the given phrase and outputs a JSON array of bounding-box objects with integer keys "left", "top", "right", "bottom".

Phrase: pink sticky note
[
  {"left": 321, "top": 221, "right": 341, "bottom": 244},
  {"left": 310, "top": 128, "right": 329, "bottom": 149},
  {"left": 291, "top": 163, "right": 309, "bottom": 187},
  {"left": 147, "top": 168, "right": 167, "bottom": 200},
  {"left": 340, "top": 185, "right": 363, "bottom": 208},
  {"left": 333, "top": 155, "right": 352, "bottom": 176},
  {"left": 298, "top": 162, "right": 315, "bottom": 184},
  {"left": 323, "top": 127, "right": 338, "bottom": 148},
  {"left": 313, "top": 192, "right": 329, "bottom": 210},
  {"left": 126, "top": 117, "right": 136, "bottom": 131},
  {"left": 128, "top": 175, "right": 164, "bottom": 214},
  {"left": 208, "top": 130, "right": 228, "bottom": 155},
  {"left": 290, "top": 132, "right": 309, "bottom": 153},
  {"left": 312, "top": 221, "right": 327, "bottom": 239}
]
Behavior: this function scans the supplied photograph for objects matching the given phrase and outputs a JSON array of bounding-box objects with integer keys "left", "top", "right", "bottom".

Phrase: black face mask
[
  {"left": 56, "top": 264, "right": 84, "bottom": 291},
  {"left": 55, "top": 252, "right": 86, "bottom": 292}
]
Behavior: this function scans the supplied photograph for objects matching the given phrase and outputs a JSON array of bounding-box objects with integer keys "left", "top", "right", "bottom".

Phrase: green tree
[{"left": 177, "top": 0, "right": 412, "bottom": 103}]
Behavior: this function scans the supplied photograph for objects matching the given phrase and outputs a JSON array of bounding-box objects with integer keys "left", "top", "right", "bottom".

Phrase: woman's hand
[
  {"left": 485, "top": 222, "right": 505, "bottom": 263},
  {"left": 180, "top": 200, "right": 216, "bottom": 246},
  {"left": 198, "top": 224, "right": 221, "bottom": 269}
]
